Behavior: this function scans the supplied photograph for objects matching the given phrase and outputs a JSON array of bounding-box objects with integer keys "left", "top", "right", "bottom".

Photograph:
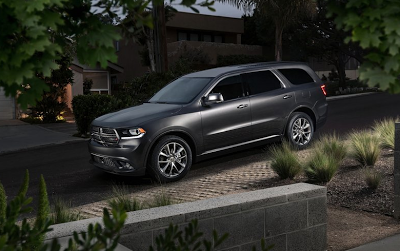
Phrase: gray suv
[{"left": 89, "top": 62, "right": 328, "bottom": 182}]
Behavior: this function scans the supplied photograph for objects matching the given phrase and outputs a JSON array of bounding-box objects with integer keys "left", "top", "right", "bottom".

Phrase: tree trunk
[
  {"left": 336, "top": 57, "right": 347, "bottom": 87},
  {"left": 275, "top": 24, "right": 283, "bottom": 61},
  {"left": 146, "top": 30, "right": 156, "bottom": 72}
]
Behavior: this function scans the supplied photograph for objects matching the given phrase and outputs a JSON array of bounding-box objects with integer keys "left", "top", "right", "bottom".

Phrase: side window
[
  {"left": 211, "top": 75, "right": 244, "bottom": 101},
  {"left": 278, "top": 68, "right": 314, "bottom": 85},
  {"left": 242, "top": 70, "right": 282, "bottom": 95}
]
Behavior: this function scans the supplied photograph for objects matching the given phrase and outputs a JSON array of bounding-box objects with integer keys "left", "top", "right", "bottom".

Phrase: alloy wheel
[
  {"left": 157, "top": 142, "right": 187, "bottom": 178},
  {"left": 291, "top": 117, "right": 312, "bottom": 146}
]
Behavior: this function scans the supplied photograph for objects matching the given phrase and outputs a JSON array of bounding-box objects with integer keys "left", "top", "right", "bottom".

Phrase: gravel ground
[{"left": 74, "top": 146, "right": 400, "bottom": 251}]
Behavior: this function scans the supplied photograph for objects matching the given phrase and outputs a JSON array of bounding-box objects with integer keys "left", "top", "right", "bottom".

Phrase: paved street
[{"left": 1, "top": 92, "right": 400, "bottom": 213}]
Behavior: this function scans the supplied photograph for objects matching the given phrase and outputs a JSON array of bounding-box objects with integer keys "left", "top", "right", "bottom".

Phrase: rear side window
[
  {"left": 242, "top": 70, "right": 282, "bottom": 95},
  {"left": 278, "top": 68, "right": 314, "bottom": 85}
]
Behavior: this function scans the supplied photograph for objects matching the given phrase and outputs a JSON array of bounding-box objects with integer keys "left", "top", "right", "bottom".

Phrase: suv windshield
[{"left": 149, "top": 77, "right": 212, "bottom": 104}]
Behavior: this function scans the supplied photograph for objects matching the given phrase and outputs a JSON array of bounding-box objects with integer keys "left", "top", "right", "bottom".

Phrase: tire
[
  {"left": 149, "top": 135, "right": 192, "bottom": 183},
  {"left": 285, "top": 112, "right": 314, "bottom": 150}
]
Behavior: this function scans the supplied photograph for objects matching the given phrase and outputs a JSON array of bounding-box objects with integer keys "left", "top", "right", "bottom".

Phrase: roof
[{"left": 184, "top": 61, "right": 307, "bottom": 78}]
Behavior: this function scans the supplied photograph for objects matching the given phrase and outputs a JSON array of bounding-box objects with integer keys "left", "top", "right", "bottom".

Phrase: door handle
[
  {"left": 283, "top": 95, "right": 292, "bottom": 99},
  {"left": 237, "top": 104, "right": 248, "bottom": 109}
]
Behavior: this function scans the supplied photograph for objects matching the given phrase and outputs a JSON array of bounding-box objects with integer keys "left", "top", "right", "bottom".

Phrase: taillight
[{"left": 320, "top": 84, "right": 327, "bottom": 96}]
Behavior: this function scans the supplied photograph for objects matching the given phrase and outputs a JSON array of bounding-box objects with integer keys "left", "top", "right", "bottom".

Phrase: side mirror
[{"left": 202, "top": 93, "right": 224, "bottom": 106}]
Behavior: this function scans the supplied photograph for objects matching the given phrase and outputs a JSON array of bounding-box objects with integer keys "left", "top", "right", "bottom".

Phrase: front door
[{"left": 200, "top": 75, "right": 252, "bottom": 152}]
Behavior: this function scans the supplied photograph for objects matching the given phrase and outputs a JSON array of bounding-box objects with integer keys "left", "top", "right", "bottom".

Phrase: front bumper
[{"left": 88, "top": 139, "right": 148, "bottom": 176}]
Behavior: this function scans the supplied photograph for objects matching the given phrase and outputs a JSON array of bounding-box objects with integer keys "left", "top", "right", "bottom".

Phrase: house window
[
  {"left": 214, "top": 35, "right": 223, "bottom": 43},
  {"left": 190, "top": 33, "right": 199, "bottom": 41},
  {"left": 178, "top": 32, "right": 187, "bottom": 41},
  {"left": 203, "top": 34, "right": 212, "bottom": 42}
]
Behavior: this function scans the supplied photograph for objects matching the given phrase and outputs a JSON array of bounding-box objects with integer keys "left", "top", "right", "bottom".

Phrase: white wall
[{"left": 0, "top": 87, "right": 15, "bottom": 120}]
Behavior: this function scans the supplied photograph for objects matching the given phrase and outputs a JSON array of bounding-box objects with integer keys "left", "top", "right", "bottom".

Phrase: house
[
  {"left": 113, "top": 12, "right": 263, "bottom": 84},
  {"left": 65, "top": 59, "right": 124, "bottom": 110}
]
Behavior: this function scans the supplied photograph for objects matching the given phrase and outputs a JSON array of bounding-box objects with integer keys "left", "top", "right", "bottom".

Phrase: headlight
[{"left": 118, "top": 128, "right": 146, "bottom": 139}]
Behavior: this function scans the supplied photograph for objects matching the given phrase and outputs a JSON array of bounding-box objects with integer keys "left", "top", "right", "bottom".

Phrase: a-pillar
[{"left": 394, "top": 123, "right": 400, "bottom": 219}]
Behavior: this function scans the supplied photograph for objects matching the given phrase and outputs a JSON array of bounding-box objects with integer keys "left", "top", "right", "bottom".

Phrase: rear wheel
[
  {"left": 149, "top": 135, "right": 192, "bottom": 183},
  {"left": 285, "top": 112, "right": 314, "bottom": 149}
]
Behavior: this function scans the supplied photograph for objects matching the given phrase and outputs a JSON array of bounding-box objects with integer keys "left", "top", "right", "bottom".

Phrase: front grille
[{"left": 91, "top": 126, "right": 119, "bottom": 146}]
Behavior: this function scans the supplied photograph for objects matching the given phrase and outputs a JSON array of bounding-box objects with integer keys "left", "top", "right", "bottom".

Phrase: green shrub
[
  {"left": 364, "top": 168, "right": 382, "bottom": 190},
  {"left": 314, "top": 133, "right": 347, "bottom": 163},
  {"left": 350, "top": 130, "right": 381, "bottom": 167},
  {"left": 150, "top": 219, "right": 229, "bottom": 251},
  {"left": 83, "top": 78, "right": 93, "bottom": 95},
  {"left": 304, "top": 150, "right": 339, "bottom": 183},
  {"left": 51, "top": 196, "right": 82, "bottom": 224},
  {"left": 270, "top": 141, "right": 302, "bottom": 179},
  {"left": 372, "top": 117, "right": 400, "bottom": 150},
  {"left": 0, "top": 170, "right": 127, "bottom": 251},
  {"left": 108, "top": 185, "right": 144, "bottom": 212},
  {"left": 72, "top": 94, "right": 132, "bottom": 135},
  {"left": 216, "top": 54, "right": 269, "bottom": 67}
]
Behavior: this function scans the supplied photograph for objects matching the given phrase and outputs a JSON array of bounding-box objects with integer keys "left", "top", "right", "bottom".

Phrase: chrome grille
[{"left": 91, "top": 126, "right": 119, "bottom": 146}]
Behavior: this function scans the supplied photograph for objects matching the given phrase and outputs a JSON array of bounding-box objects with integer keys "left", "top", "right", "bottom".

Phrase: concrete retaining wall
[
  {"left": 46, "top": 183, "right": 327, "bottom": 251},
  {"left": 394, "top": 123, "right": 400, "bottom": 219}
]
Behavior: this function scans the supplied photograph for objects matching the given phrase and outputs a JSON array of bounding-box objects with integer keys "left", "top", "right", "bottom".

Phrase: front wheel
[
  {"left": 285, "top": 112, "right": 314, "bottom": 150},
  {"left": 149, "top": 135, "right": 192, "bottom": 183}
]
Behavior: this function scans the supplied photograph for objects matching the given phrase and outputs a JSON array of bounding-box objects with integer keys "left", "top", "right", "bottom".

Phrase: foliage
[
  {"left": 0, "top": 170, "right": 127, "bottom": 251},
  {"left": 216, "top": 54, "right": 270, "bottom": 67},
  {"left": 269, "top": 141, "right": 302, "bottom": 179},
  {"left": 51, "top": 197, "right": 82, "bottom": 224},
  {"left": 328, "top": 0, "right": 400, "bottom": 93},
  {"left": 304, "top": 150, "right": 339, "bottom": 183},
  {"left": 150, "top": 220, "right": 229, "bottom": 251},
  {"left": 372, "top": 117, "right": 400, "bottom": 150},
  {"left": 171, "top": 46, "right": 211, "bottom": 71},
  {"left": 350, "top": 130, "right": 382, "bottom": 167},
  {"left": 219, "top": 0, "right": 315, "bottom": 61},
  {"left": 72, "top": 94, "right": 132, "bottom": 135},
  {"left": 290, "top": 0, "right": 364, "bottom": 87},
  {"left": 364, "top": 168, "right": 382, "bottom": 190},
  {"left": 0, "top": 170, "right": 52, "bottom": 251},
  {"left": 108, "top": 186, "right": 144, "bottom": 212},
  {"left": 27, "top": 55, "right": 72, "bottom": 123},
  {"left": 241, "top": 12, "right": 275, "bottom": 46},
  {"left": 83, "top": 79, "right": 93, "bottom": 95},
  {"left": 313, "top": 133, "right": 347, "bottom": 163},
  {"left": 0, "top": 0, "right": 215, "bottom": 109},
  {"left": 35, "top": 175, "right": 51, "bottom": 248}
]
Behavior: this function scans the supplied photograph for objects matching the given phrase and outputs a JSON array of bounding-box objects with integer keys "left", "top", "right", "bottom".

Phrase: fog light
[{"left": 118, "top": 161, "right": 134, "bottom": 170}]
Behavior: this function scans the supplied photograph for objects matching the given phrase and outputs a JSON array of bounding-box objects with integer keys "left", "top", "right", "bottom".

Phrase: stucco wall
[
  {"left": 0, "top": 87, "right": 15, "bottom": 120},
  {"left": 168, "top": 41, "right": 264, "bottom": 65}
]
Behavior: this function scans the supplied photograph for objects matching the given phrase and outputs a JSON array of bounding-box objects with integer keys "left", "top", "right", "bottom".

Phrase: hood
[{"left": 92, "top": 103, "right": 182, "bottom": 128}]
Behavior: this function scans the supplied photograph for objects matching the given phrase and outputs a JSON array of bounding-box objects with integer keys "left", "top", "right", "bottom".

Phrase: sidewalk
[
  {"left": 0, "top": 120, "right": 85, "bottom": 154},
  {"left": 347, "top": 234, "right": 400, "bottom": 251}
]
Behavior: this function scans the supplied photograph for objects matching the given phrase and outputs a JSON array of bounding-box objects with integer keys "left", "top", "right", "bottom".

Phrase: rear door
[
  {"left": 242, "top": 70, "right": 296, "bottom": 139},
  {"left": 200, "top": 75, "right": 252, "bottom": 152}
]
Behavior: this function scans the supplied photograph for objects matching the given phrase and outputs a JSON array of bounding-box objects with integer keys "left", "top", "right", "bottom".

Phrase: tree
[
  {"left": 219, "top": 0, "right": 316, "bottom": 61},
  {"left": 0, "top": 0, "right": 214, "bottom": 109},
  {"left": 29, "top": 54, "right": 73, "bottom": 122},
  {"left": 328, "top": 0, "right": 400, "bottom": 93},
  {"left": 289, "top": 0, "right": 364, "bottom": 87}
]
